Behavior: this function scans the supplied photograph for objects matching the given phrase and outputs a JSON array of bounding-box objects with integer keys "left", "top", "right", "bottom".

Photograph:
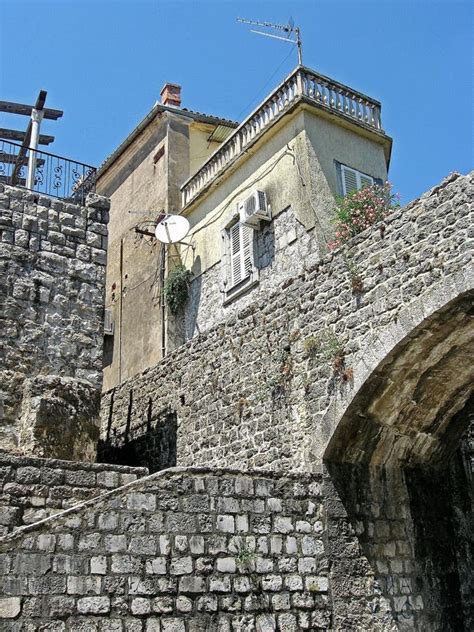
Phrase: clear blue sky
[{"left": 1, "top": 0, "right": 472, "bottom": 204}]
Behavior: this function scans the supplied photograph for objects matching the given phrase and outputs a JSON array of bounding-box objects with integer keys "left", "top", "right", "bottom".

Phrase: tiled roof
[{"left": 96, "top": 103, "right": 238, "bottom": 178}]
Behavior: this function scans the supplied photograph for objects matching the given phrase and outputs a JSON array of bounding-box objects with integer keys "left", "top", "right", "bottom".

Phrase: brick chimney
[{"left": 160, "top": 83, "right": 181, "bottom": 108}]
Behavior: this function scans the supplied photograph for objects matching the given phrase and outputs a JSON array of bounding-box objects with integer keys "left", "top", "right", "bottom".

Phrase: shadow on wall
[
  {"left": 97, "top": 396, "right": 177, "bottom": 473},
  {"left": 325, "top": 417, "right": 473, "bottom": 632}
]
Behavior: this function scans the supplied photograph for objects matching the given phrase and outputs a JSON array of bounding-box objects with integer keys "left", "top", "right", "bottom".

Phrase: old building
[
  {"left": 179, "top": 66, "right": 391, "bottom": 338},
  {"left": 96, "top": 67, "right": 392, "bottom": 394},
  {"left": 95, "top": 86, "right": 237, "bottom": 390},
  {"left": 0, "top": 62, "right": 472, "bottom": 631}
]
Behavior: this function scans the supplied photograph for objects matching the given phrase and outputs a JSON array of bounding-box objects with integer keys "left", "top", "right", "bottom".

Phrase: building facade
[{"left": 96, "top": 85, "right": 237, "bottom": 390}]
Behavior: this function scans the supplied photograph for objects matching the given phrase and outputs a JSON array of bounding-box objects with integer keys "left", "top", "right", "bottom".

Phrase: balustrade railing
[
  {"left": 181, "top": 66, "right": 383, "bottom": 207},
  {"left": 0, "top": 139, "right": 96, "bottom": 205}
]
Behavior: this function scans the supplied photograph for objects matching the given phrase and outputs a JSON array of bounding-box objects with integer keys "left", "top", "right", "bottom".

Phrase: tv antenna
[{"left": 237, "top": 16, "right": 303, "bottom": 65}]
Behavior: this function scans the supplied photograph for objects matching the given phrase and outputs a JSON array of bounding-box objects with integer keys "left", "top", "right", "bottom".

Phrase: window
[
  {"left": 222, "top": 220, "right": 258, "bottom": 303},
  {"left": 336, "top": 162, "right": 380, "bottom": 196}
]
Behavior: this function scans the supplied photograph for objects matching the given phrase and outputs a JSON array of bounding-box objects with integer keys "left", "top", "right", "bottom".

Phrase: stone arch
[
  {"left": 321, "top": 276, "right": 474, "bottom": 630},
  {"left": 323, "top": 274, "right": 474, "bottom": 467}
]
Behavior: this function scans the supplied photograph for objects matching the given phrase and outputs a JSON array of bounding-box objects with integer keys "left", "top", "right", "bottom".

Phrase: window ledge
[{"left": 222, "top": 273, "right": 259, "bottom": 306}]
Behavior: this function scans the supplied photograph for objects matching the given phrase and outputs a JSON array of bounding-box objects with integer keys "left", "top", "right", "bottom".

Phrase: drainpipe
[
  {"left": 118, "top": 237, "right": 124, "bottom": 384},
  {"left": 26, "top": 108, "right": 44, "bottom": 190},
  {"left": 160, "top": 243, "right": 167, "bottom": 358}
]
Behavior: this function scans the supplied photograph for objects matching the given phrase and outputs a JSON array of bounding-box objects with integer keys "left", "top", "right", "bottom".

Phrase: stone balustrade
[{"left": 181, "top": 66, "right": 384, "bottom": 207}]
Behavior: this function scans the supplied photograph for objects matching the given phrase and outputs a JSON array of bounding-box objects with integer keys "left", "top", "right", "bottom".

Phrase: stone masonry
[
  {"left": 0, "top": 185, "right": 109, "bottom": 457},
  {"left": 101, "top": 172, "right": 473, "bottom": 472},
  {"left": 0, "top": 173, "right": 471, "bottom": 631},
  {"left": 0, "top": 467, "right": 408, "bottom": 631},
  {"left": 0, "top": 452, "right": 147, "bottom": 535}
]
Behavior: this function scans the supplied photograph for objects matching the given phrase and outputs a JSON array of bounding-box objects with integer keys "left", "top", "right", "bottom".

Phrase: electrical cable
[{"left": 236, "top": 48, "right": 295, "bottom": 121}]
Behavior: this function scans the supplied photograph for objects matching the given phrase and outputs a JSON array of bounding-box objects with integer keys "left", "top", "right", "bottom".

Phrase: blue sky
[{"left": 1, "top": 0, "right": 472, "bottom": 204}]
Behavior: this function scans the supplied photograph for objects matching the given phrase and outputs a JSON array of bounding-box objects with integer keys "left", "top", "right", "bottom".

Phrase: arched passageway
[{"left": 324, "top": 292, "right": 474, "bottom": 630}]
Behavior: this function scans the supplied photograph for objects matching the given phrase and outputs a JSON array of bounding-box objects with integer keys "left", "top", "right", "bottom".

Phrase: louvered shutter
[
  {"left": 242, "top": 224, "right": 253, "bottom": 279},
  {"left": 230, "top": 222, "right": 242, "bottom": 287},
  {"left": 342, "top": 166, "right": 358, "bottom": 195},
  {"left": 359, "top": 173, "right": 374, "bottom": 189}
]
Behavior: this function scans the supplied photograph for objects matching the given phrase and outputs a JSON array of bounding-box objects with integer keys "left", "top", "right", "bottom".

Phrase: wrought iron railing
[
  {"left": 0, "top": 139, "right": 96, "bottom": 204},
  {"left": 181, "top": 65, "right": 385, "bottom": 207}
]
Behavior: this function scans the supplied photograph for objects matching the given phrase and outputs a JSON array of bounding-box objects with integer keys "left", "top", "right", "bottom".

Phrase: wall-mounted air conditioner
[{"left": 239, "top": 190, "right": 271, "bottom": 227}]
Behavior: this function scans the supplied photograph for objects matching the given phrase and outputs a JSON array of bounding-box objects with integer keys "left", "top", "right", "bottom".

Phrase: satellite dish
[{"left": 154, "top": 214, "right": 190, "bottom": 244}]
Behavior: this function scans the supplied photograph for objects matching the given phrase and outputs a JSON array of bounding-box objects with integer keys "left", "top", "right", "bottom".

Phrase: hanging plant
[{"left": 163, "top": 264, "right": 191, "bottom": 314}]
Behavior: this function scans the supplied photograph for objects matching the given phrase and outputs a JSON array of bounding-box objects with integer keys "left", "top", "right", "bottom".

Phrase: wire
[
  {"left": 236, "top": 47, "right": 295, "bottom": 121},
  {"left": 188, "top": 146, "right": 295, "bottom": 241}
]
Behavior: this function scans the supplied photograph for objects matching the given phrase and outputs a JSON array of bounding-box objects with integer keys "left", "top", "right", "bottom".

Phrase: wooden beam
[
  {"left": 8, "top": 90, "right": 53, "bottom": 186},
  {"left": 0, "top": 101, "right": 63, "bottom": 120},
  {"left": 0, "top": 175, "right": 26, "bottom": 186},
  {"left": 0, "top": 152, "right": 44, "bottom": 167},
  {"left": 0, "top": 128, "right": 54, "bottom": 145}
]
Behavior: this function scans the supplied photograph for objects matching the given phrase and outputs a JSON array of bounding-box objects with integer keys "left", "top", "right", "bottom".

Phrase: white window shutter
[
  {"left": 359, "top": 173, "right": 374, "bottom": 189},
  {"left": 241, "top": 224, "right": 253, "bottom": 279},
  {"left": 230, "top": 222, "right": 242, "bottom": 287},
  {"left": 342, "top": 166, "right": 358, "bottom": 195},
  {"left": 228, "top": 222, "right": 255, "bottom": 289}
]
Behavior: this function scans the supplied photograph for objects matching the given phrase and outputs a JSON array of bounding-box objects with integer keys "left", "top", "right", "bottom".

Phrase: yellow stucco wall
[
  {"left": 96, "top": 113, "right": 230, "bottom": 390},
  {"left": 181, "top": 105, "right": 388, "bottom": 278}
]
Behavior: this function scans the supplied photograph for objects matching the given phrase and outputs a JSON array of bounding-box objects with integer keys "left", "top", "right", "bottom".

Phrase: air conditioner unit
[
  {"left": 239, "top": 190, "right": 270, "bottom": 227},
  {"left": 104, "top": 308, "right": 114, "bottom": 336}
]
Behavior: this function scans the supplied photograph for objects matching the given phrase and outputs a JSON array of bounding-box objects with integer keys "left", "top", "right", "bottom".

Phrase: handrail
[
  {"left": 0, "top": 139, "right": 96, "bottom": 204},
  {"left": 181, "top": 66, "right": 384, "bottom": 208}
]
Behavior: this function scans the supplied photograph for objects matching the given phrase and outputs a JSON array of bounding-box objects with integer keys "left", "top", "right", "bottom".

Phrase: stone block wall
[
  {"left": 101, "top": 172, "right": 473, "bottom": 473},
  {"left": 0, "top": 452, "right": 148, "bottom": 535},
  {"left": 0, "top": 185, "right": 109, "bottom": 455},
  {"left": 0, "top": 467, "right": 410, "bottom": 631},
  {"left": 185, "top": 206, "right": 318, "bottom": 341}
]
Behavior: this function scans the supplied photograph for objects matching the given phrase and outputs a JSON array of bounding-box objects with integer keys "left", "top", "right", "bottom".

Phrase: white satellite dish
[{"left": 154, "top": 214, "right": 190, "bottom": 244}]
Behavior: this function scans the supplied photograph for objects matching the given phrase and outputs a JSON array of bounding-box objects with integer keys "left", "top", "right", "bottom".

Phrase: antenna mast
[{"left": 237, "top": 17, "right": 303, "bottom": 65}]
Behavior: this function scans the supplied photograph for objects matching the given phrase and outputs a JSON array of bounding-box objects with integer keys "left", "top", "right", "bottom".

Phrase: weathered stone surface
[
  {"left": 0, "top": 452, "right": 147, "bottom": 534},
  {"left": 0, "top": 596, "right": 21, "bottom": 618},
  {"left": 0, "top": 186, "right": 109, "bottom": 454},
  {"left": 2, "top": 464, "right": 465, "bottom": 630},
  {"left": 100, "top": 172, "right": 474, "bottom": 473}
]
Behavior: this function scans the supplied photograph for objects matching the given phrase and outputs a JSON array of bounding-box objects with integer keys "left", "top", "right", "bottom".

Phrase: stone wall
[
  {"left": 0, "top": 452, "right": 147, "bottom": 535},
  {"left": 0, "top": 467, "right": 416, "bottom": 631},
  {"left": 101, "top": 172, "right": 473, "bottom": 472},
  {"left": 0, "top": 185, "right": 109, "bottom": 456},
  {"left": 185, "top": 206, "right": 319, "bottom": 341}
]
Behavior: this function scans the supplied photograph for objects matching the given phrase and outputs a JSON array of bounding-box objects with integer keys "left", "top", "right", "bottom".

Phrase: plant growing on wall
[
  {"left": 329, "top": 183, "right": 399, "bottom": 250},
  {"left": 304, "top": 330, "right": 353, "bottom": 383},
  {"left": 163, "top": 264, "right": 191, "bottom": 314}
]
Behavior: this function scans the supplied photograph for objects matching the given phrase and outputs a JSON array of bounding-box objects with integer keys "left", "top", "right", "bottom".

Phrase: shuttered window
[
  {"left": 340, "top": 164, "right": 375, "bottom": 195},
  {"left": 229, "top": 221, "right": 254, "bottom": 288}
]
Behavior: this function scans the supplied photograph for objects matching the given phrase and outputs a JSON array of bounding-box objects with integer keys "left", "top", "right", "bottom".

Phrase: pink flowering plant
[{"left": 329, "top": 183, "right": 400, "bottom": 250}]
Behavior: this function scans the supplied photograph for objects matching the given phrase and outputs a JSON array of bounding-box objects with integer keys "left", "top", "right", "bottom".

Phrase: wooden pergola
[{"left": 0, "top": 90, "right": 63, "bottom": 185}]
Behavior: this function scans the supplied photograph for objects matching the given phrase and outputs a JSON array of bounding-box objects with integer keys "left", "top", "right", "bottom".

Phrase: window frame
[
  {"left": 221, "top": 215, "right": 258, "bottom": 305},
  {"left": 336, "top": 161, "right": 379, "bottom": 196}
]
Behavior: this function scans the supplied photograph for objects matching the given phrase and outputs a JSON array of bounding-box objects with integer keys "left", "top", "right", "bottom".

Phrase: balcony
[
  {"left": 0, "top": 140, "right": 96, "bottom": 205},
  {"left": 181, "top": 65, "right": 388, "bottom": 208}
]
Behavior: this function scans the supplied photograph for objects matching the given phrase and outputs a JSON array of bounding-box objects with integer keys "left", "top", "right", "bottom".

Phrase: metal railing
[
  {"left": 181, "top": 66, "right": 384, "bottom": 207},
  {"left": 0, "top": 139, "right": 97, "bottom": 205}
]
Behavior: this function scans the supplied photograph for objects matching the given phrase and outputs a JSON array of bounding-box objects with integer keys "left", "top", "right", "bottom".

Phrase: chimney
[{"left": 160, "top": 83, "right": 181, "bottom": 108}]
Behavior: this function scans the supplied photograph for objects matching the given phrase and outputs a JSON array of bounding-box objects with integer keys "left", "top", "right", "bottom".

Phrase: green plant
[
  {"left": 237, "top": 545, "right": 255, "bottom": 567},
  {"left": 303, "top": 336, "right": 321, "bottom": 358},
  {"left": 308, "top": 330, "right": 353, "bottom": 383},
  {"left": 344, "top": 254, "right": 364, "bottom": 294},
  {"left": 329, "top": 183, "right": 400, "bottom": 250},
  {"left": 163, "top": 264, "right": 191, "bottom": 314}
]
